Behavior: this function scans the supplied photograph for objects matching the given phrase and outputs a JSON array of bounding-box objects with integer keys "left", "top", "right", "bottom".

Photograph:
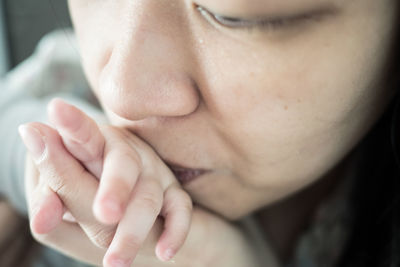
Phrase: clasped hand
[{"left": 20, "top": 99, "right": 274, "bottom": 267}]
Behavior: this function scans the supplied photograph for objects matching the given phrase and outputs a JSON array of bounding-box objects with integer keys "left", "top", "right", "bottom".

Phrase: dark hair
[{"left": 338, "top": 13, "right": 400, "bottom": 266}]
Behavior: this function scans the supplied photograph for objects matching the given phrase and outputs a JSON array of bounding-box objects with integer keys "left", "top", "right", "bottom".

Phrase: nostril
[
  {"left": 97, "top": 19, "right": 200, "bottom": 121},
  {"left": 99, "top": 70, "right": 200, "bottom": 121}
]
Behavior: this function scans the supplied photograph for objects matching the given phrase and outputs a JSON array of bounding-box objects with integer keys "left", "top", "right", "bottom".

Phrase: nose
[{"left": 99, "top": 1, "right": 200, "bottom": 121}]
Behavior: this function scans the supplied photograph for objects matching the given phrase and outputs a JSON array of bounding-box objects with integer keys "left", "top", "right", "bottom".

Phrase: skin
[
  {"left": 21, "top": 109, "right": 277, "bottom": 266},
  {"left": 19, "top": 0, "right": 400, "bottom": 266},
  {"left": 68, "top": 0, "right": 398, "bottom": 220},
  {"left": 20, "top": 97, "right": 198, "bottom": 266}
]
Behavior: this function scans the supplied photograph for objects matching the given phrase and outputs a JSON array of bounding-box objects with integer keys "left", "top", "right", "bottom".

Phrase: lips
[{"left": 167, "top": 164, "right": 210, "bottom": 185}]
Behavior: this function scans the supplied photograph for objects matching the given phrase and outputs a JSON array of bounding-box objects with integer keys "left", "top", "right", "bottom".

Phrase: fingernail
[
  {"left": 156, "top": 246, "right": 175, "bottom": 262},
  {"left": 18, "top": 125, "right": 45, "bottom": 160},
  {"left": 109, "top": 257, "right": 131, "bottom": 267},
  {"left": 163, "top": 248, "right": 175, "bottom": 261}
]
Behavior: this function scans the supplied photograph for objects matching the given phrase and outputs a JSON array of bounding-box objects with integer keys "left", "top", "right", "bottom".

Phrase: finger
[
  {"left": 155, "top": 185, "right": 192, "bottom": 261},
  {"left": 47, "top": 98, "right": 105, "bottom": 178},
  {"left": 29, "top": 186, "right": 64, "bottom": 235},
  {"left": 19, "top": 122, "right": 115, "bottom": 249},
  {"left": 23, "top": 134, "right": 65, "bottom": 234},
  {"left": 94, "top": 142, "right": 141, "bottom": 224},
  {"left": 24, "top": 154, "right": 40, "bottom": 191},
  {"left": 31, "top": 219, "right": 105, "bottom": 266},
  {"left": 103, "top": 177, "right": 163, "bottom": 267},
  {"left": 32, "top": 217, "right": 166, "bottom": 267}
]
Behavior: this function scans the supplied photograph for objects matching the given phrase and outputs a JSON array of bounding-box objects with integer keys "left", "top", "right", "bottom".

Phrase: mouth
[{"left": 166, "top": 162, "right": 210, "bottom": 185}]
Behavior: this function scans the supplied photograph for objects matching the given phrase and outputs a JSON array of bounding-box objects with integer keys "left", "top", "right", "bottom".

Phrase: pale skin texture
[
  {"left": 68, "top": 0, "right": 398, "bottom": 219},
  {"left": 22, "top": 107, "right": 276, "bottom": 267},
  {"left": 44, "top": 99, "right": 193, "bottom": 264},
  {"left": 21, "top": 0, "right": 400, "bottom": 266}
]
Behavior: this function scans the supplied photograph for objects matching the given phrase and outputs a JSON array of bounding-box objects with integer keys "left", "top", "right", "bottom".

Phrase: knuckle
[
  {"left": 90, "top": 226, "right": 114, "bottom": 249},
  {"left": 39, "top": 162, "right": 69, "bottom": 190},
  {"left": 139, "top": 151, "right": 161, "bottom": 171},
  {"left": 179, "top": 191, "right": 193, "bottom": 208},
  {"left": 76, "top": 134, "right": 103, "bottom": 161},
  {"left": 105, "top": 145, "right": 142, "bottom": 171},
  {"left": 51, "top": 180, "right": 68, "bottom": 197},
  {"left": 118, "top": 233, "right": 142, "bottom": 252},
  {"left": 106, "top": 174, "right": 132, "bottom": 191},
  {"left": 79, "top": 133, "right": 92, "bottom": 147},
  {"left": 87, "top": 140, "right": 104, "bottom": 162},
  {"left": 119, "top": 128, "right": 143, "bottom": 148},
  {"left": 74, "top": 126, "right": 92, "bottom": 146},
  {"left": 138, "top": 191, "right": 162, "bottom": 213},
  {"left": 180, "top": 198, "right": 193, "bottom": 215},
  {"left": 171, "top": 188, "right": 193, "bottom": 212},
  {"left": 117, "top": 149, "right": 141, "bottom": 167},
  {"left": 102, "top": 127, "right": 126, "bottom": 146},
  {"left": 44, "top": 167, "right": 85, "bottom": 198}
]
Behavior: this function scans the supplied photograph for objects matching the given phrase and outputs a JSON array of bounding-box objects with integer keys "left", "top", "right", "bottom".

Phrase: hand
[
  {"left": 24, "top": 157, "right": 276, "bottom": 267},
  {"left": 21, "top": 100, "right": 279, "bottom": 267},
  {"left": 20, "top": 99, "right": 192, "bottom": 266}
]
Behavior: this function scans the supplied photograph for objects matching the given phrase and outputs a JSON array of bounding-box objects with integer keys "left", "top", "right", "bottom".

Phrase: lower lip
[{"left": 170, "top": 168, "right": 209, "bottom": 185}]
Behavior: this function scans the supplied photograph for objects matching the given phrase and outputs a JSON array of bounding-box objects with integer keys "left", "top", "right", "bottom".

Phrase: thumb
[
  {"left": 19, "top": 122, "right": 115, "bottom": 249},
  {"left": 47, "top": 98, "right": 105, "bottom": 179}
]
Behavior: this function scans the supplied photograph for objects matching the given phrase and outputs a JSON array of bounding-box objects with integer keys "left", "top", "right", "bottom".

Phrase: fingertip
[
  {"left": 30, "top": 187, "right": 63, "bottom": 234},
  {"left": 156, "top": 186, "right": 192, "bottom": 260},
  {"left": 155, "top": 244, "right": 176, "bottom": 262},
  {"left": 47, "top": 98, "right": 79, "bottom": 131},
  {"left": 93, "top": 194, "right": 123, "bottom": 225},
  {"left": 47, "top": 97, "right": 63, "bottom": 113},
  {"left": 103, "top": 250, "right": 132, "bottom": 267},
  {"left": 47, "top": 98, "right": 65, "bottom": 126},
  {"left": 155, "top": 226, "right": 185, "bottom": 262},
  {"left": 47, "top": 98, "right": 105, "bottom": 178}
]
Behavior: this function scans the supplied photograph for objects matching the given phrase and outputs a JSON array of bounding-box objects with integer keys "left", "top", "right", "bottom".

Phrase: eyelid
[
  {"left": 215, "top": 13, "right": 296, "bottom": 29},
  {"left": 196, "top": 5, "right": 335, "bottom": 30}
]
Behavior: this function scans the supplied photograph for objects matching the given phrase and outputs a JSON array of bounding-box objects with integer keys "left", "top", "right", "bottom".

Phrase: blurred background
[
  {"left": 0, "top": 2, "right": 83, "bottom": 265},
  {"left": 0, "top": 0, "right": 71, "bottom": 75}
]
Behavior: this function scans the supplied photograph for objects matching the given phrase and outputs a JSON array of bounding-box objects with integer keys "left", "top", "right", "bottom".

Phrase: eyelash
[{"left": 197, "top": 6, "right": 305, "bottom": 31}]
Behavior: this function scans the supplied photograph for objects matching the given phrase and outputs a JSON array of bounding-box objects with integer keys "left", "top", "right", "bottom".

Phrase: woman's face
[{"left": 68, "top": 0, "right": 398, "bottom": 219}]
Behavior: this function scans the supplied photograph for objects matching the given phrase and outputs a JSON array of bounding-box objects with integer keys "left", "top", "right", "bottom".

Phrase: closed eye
[{"left": 196, "top": 5, "right": 336, "bottom": 32}]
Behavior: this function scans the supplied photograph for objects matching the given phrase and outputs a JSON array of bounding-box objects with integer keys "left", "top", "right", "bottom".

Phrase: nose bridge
[
  {"left": 121, "top": 1, "right": 183, "bottom": 57},
  {"left": 101, "top": 1, "right": 199, "bottom": 120}
]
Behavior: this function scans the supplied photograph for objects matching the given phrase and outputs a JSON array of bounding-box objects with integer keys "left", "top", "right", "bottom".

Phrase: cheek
[{"left": 196, "top": 7, "right": 395, "bottom": 190}]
